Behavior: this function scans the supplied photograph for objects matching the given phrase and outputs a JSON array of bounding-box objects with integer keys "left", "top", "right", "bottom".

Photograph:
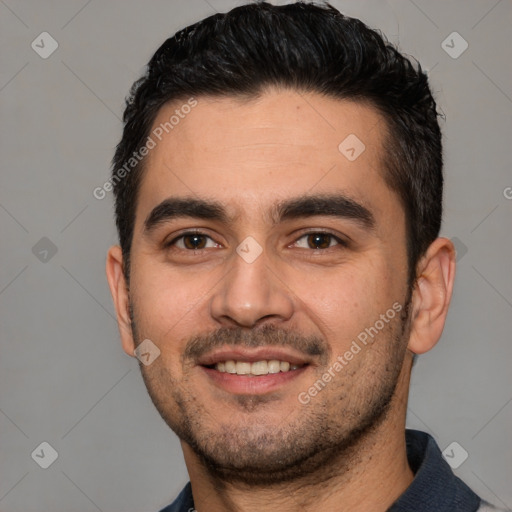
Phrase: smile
[{"left": 209, "top": 359, "right": 305, "bottom": 376}]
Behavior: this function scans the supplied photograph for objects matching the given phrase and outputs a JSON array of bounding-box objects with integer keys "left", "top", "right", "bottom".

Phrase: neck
[{"left": 182, "top": 358, "right": 414, "bottom": 512}]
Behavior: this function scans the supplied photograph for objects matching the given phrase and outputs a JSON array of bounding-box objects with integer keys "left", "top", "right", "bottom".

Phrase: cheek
[
  {"left": 129, "top": 260, "right": 208, "bottom": 351},
  {"left": 286, "top": 257, "right": 395, "bottom": 346}
]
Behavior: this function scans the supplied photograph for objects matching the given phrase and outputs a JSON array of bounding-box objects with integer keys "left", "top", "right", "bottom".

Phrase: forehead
[{"left": 135, "top": 89, "right": 397, "bottom": 228}]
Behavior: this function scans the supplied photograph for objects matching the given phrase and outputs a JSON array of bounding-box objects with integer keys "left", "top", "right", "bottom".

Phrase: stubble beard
[{"left": 131, "top": 298, "right": 412, "bottom": 486}]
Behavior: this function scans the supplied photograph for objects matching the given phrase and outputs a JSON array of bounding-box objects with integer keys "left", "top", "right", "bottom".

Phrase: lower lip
[{"left": 200, "top": 365, "right": 309, "bottom": 394}]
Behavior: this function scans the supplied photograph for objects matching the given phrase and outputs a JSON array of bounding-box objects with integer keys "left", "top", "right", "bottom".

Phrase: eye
[
  {"left": 293, "top": 232, "right": 346, "bottom": 250},
  {"left": 167, "top": 232, "right": 220, "bottom": 250}
]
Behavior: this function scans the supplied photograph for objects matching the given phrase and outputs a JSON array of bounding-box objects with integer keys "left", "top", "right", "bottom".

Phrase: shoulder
[
  {"left": 478, "top": 500, "right": 512, "bottom": 512},
  {"left": 157, "top": 482, "right": 194, "bottom": 512}
]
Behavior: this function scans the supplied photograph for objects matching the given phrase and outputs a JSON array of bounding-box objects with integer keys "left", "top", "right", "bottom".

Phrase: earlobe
[
  {"left": 407, "top": 237, "right": 456, "bottom": 355},
  {"left": 105, "top": 245, "right": 136, "bottom": 357}
]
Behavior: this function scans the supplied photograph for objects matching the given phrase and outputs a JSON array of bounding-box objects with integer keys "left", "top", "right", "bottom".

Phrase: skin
[{"left": 106, "top": 89, "right": 456, "bottom": 512}]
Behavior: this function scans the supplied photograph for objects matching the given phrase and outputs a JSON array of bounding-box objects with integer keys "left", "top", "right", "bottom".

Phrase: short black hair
[{"left": 112, "top": 1, "right": 443, "bottom": 286}]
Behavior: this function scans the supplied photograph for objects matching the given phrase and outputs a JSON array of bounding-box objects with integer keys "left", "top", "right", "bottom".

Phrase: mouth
[
  {"left": 205, "top": 359, "right": 306, "bottom": 376},
  {"left": 197, "top": 347, "right": 311, "bottom": 394}
]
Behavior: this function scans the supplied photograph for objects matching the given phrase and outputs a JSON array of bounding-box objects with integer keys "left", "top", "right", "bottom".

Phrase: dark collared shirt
[{"left": 159, "top": 429, "right": 501, "bottom": 512}]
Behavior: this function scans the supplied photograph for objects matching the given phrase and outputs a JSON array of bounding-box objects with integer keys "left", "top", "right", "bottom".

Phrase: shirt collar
[
  {"left": 388, "top": 429, "right": 480, "bottom": 511},
  {"left": 162, "top": 429, "right": 481, "bottom": 512}
]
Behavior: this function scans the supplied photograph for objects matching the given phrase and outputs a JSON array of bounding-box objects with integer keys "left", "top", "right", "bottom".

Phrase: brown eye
[
  {"left": 167, "top": 232, "right": 219, "bottom": 250},
  {"left": 182, "top": 234, "right": 207, "bottom": 249},
  {"left": 306, "top": 233, "right": 333, "bottom": 249},
  {"left": 294, "top": 232, "right": 343, "bottom": 250}
]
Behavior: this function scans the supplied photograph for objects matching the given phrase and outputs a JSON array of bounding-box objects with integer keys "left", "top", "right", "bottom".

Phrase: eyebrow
[
  {"left": 144, "top": 197, "right": 230, "bottom": 233},
  {"left": 276, "top": 193, "right": 375, "bottom": 230},
  {"left": 143, "top": 193, "right": 375, "bottom": 234}
]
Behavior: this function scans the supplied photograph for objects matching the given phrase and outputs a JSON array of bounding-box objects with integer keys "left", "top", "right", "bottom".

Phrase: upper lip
[{"left": 196, "top": 346, "right": 311, "bottom": 366}]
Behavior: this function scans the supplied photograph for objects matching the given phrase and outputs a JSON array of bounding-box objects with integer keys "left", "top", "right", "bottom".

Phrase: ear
[
  {"left": 106, "top": 245, "right": 136, "bottom": 357},
  {"left": 407, "top": 237, "right": 456, "bottom": 355}
]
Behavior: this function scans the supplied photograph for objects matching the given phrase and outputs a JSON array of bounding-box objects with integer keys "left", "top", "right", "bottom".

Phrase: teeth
[
  {"left": 235, "top": 361, "right": 251, "bottom": 375},
  {"left": 214, "top": 359, "right": 304, "bottom": 376},
  {"left": 268, "top": 360, "right": 281, "bottom": 374},
  {"left": 251, "top": 361, "right": 268, "bottom": 375},
  {"left": 224, "top": 360, "right": 237, "bottom": 374}
]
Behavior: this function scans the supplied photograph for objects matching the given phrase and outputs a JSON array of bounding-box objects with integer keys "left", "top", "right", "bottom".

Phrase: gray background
[{"left": 1, "top": 0, "right": 511, "bottom": 511}]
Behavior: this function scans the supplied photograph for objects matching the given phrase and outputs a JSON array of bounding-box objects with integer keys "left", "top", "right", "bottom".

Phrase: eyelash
[{"left": 164, "top": 230, "right": 348, "bottom": 252}]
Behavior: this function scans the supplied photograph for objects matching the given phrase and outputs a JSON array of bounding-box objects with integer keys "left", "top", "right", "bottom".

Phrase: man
[{"left": 105, "top": 2, "right": 506, "bottom": 511}]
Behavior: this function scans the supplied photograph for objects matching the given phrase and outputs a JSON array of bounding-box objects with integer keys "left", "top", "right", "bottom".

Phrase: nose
[{"left": 209, "top": 245, "right": 294, "bottom": 328}]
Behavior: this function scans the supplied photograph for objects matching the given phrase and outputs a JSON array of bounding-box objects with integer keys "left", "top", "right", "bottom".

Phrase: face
[{"left": 124, "top": 90, "right": 413, "bottom": 483}]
